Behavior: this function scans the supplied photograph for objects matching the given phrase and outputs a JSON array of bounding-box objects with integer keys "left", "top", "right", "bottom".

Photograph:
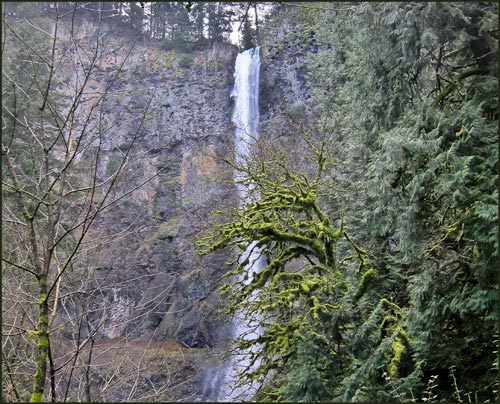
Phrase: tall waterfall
[
  {"left": 199, "top": 47, "right": 262, "bottom": 402},
  {"left": 232, "top": 47, "right": 261, "bottom": 203}
]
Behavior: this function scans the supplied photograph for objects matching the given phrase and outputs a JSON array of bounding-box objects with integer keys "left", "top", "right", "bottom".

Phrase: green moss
[
  {"left": 27, "top": 329, "right": 47, "bottom": 340},
  {"left": 381, "top": 314, "right": 398, "bottom": 331},
  {"left": 39, "top": 294, "right": 48, "bottom": 306},
  {"left": 380, "top": 298, "right": 401, "bottom": 312},
  {"left": 220, "top": 283, "right": 232, "bottom": 295},
  {"left": 355, "top": 268, "right": 377, "bottom": 299},
  {"left": 30, "top": 392, "right": 43, "bottom": 402},
  {"left": 39, "top": 353, "right": 48, "bottom": 366},
  {"left": 38, "top": 335, "right": 49, "bottom": 350},
  {"left": 310, "top": 295, "right": 321, "bottom": 320},
  {"left": 34, "top": 367, "right": 42, "bottom": 380},
  {"left": 388, "top": 337, "right": 406, "bottom": 378},
  {"left": 27, "top": 330, "right": 37, "bottom": 340},
  {"left": 272, "top": 272, "right": 303, "bottom": 282},
  {"left": 299, "top": 282, "right": 310, "bottom": 293}
]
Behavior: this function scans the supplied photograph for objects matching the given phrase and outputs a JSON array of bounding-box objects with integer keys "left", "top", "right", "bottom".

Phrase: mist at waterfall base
[{"left": 199, "top": 47, "right": 263, "bottom": 402}]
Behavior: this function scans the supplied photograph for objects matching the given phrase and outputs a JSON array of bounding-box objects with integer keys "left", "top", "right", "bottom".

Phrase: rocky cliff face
[
  {"left": 60, "top": 19, "right": 316, "bottom": 400},
  {"left": 80, "top": 38, "right": 241, "bottom": 347}
]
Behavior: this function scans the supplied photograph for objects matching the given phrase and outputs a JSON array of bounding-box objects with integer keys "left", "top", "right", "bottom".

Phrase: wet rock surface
[{"left": 60, "top": 21, "right": 315, "bottom": 399}]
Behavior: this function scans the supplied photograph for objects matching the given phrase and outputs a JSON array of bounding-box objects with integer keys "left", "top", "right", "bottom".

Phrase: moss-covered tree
[
  {"left": 197, "top": 132, "right": 407, "bottom": 400},
  {"left": 248, "top": 2, "right": 498, "bottom": 401},
  {"left": 304, "top": 1, "right": 498, "bottom": 401},
  {"left": 2, "top": 3, "right": 154, "bottom": 401}
]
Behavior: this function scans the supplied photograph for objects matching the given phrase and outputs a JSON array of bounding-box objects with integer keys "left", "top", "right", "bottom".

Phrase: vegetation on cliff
[
  {"left": 1, "top": 2, "right": 159, "bottom": 401},
  {"left": 2, "top": 1, "right": 498, "bottom": 403},
  {"left": 201, "top": 1, "right": 498, "bottom": 402},
  {"left": 1, "top": 2, "right": 236, "bottom": 401}
]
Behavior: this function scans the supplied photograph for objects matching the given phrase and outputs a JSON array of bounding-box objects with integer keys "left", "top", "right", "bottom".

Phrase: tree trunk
[
  {"left": 30, "top": 276, "right": 49, "bottom": 402},
  {"left": 254, "top": 3, "right": 260, "bottom": 46}
]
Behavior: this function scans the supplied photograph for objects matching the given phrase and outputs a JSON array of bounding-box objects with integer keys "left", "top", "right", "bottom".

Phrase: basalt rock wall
[
  {"left": 62, "top": 18, "right": 316, "bottom": 400},
  {"left": 63, "top": 26, "right": 241, "bottom": 349}
]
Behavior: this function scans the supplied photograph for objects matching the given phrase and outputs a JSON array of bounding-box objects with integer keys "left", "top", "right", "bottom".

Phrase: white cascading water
[
  {"left": 199, "top": 47, "right": 263, "bottom": 402},
  {"left": 232, "top": 46, "right": 261, "bottom": 203}
]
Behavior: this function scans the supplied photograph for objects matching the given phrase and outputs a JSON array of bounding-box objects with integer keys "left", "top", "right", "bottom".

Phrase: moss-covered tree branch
[{"left": 197, "top": 133, "right": 369, "bottom": 393}]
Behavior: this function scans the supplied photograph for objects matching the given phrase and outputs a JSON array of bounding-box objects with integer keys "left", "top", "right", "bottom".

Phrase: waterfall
[
  {"left": 199, "top": 47, "right": 262, "bottom": 402},
  {"left": 232, "top": 47, "right": 261, "bottom": 203}
]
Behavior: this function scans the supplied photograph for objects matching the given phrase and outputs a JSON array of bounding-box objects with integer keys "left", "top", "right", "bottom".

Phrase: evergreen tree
[
  {"left": 197, "top": 134, "right": 397, "bottom": 401},
  {"left": 191, "top": 2, "right": 207, "bottom": 42},
  {"left": 207, "top": 2, "right": 234, "bottom": 44},
  {"left": 241, "top": 16, "right": 256, "bottom": 50},
  {"left": 248, "top": 2, "right": 498, "bottom": 401},
  {"left": 128, "top": 1, "right": 144, "bottom": 36},
  {"left": 171, "top": 2, "right": 193, "bottom": 43},
  {"left": 150, "top": 2, "right": 167, "bottom": 39},
  {"left": 305, "top": 2, "right": 498, "bottom": 401}
]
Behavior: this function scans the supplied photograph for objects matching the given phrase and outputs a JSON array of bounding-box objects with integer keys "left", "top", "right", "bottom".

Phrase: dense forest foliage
[
  {"left": 201, "top": 2, "right": 499, "bottom": 402},
  {"left": 2, "top": 1, "right": 498, "bottom": 402},
  {"left": 3, "top": 1, "right": 262, "bottom": 49}
]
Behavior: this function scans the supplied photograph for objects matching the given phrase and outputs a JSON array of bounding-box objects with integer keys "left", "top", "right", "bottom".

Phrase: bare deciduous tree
[{"left": 1, "top": 3, "right": 180, "bottom": 401}]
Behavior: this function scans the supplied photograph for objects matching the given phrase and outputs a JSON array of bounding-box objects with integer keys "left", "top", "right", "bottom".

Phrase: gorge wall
[{"left": 62, "top": 18, "right": 316, "bottom": 401}]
